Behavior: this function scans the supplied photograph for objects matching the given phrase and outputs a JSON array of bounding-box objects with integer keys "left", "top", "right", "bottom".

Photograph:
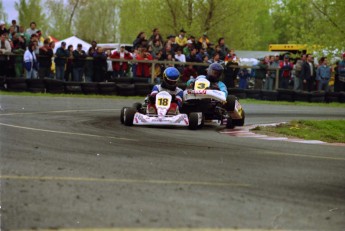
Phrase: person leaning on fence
[
  {"left": 12, "top": 33, "right": 26, "bottom": 78},
  {"left": 301, "top": 54, "right": 316, "bottom": 92},
  {"left": 265, "top": 55, "right": 279, "bottom": 91},
  {"left": 24, "top": 42, "right": 38, "bottom": 79},
  {"left": 93, "top": 47, "right": 107, "bottom": 82},
  {"left": 72, "top": 44, "right": 87, "bottom": 82},
  {"left": 316, "top": 57, "right": 331, "bottom": 92},
  {"left": 54, "top": 42, "right": 70, "bottom": 81},
  {"left": 293, "top": 54, "right": 305, "bottom": 91},
  {"left": 336, "top": 53, "right": 345, "bottom": 92},
  {"left": 0, "top": 33, "right": 12, "bottom": 77},
  {"left": 135, "top": 46, "right": 153, "bottom": 80},
  {"left": 279, "top": 55, "right": 293, "bottom": 89},
  {"left": 38, "top": 38, "right": 53, "bottom": 79},
  {"left": 110, "top": 44, "right": 133, "bottom": 78},
  {"left": 254, "top": 58, "right": 268, "bottom": 90}
]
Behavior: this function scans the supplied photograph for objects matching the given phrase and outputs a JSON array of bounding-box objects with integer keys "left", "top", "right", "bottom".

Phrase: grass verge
[
  {"left": 1, "top": 91, "right": 344, "bottom": 107},
  {"left": 251, "top": 120, "right": 345, "bottom": 143}
]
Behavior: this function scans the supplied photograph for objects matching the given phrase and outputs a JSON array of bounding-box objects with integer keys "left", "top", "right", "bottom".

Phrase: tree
[
  {"left": 0, "top": 0, "right": 8, "bottom": 23},
  {"left": 15, "top": 0, "right": 48, "bottom": 34}
]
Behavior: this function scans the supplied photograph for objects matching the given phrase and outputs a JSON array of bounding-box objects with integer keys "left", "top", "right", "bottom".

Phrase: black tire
[
  {"left": 224, "top": 95, "right": 237, "bottom": 111},
  {"left": 120, "top": 107, "right": 130, "bottom": 124},
  {"left": 124, "top": 108, "right": 137, "bottom": 126},
  {"left": 226, "top": 116, "right": 235, "bottom": 129},
  {"left": 189, "top": 112, "right": 200, "bottom": 130}
]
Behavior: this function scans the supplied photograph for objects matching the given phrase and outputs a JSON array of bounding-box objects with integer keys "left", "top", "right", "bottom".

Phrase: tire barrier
[
  {"left": 132, "top": 77, "right": 149, "bottom": 83},
  {"left": 293, "top": 91, "right": 311, "bottom": 102},
  {"left": 325, "top": 92, "right": 340, "bottom": 103},
  {"left": 64, "top": 82, "right": 83, "bottom": 94},
  {"left": 116, "top": 83, "right": 136, "bottom": 96},
  {"left": 229, "top": 88, "right": 246, "bottom": 99},
  {"left": 261, "top": 90, "right": 278, "bottom": 101},
  {"left": 114, "top": 77, "right": 133, "bottom": 84},
  {"left": 309, "top": 91, "right": 325, "bottom": 103},
  {"left": 26, "top": 79, "right": 46, "bottom": 93},
  {"left": 277, "top": 89, "right": 295, "bottom": 102},
  {"left": 5, "top": 78, "right": 27, "bottom": 92},
  {"left": 339, "top": 92, "right": 345, "bottom": 103},
  {"left": 0, "top": 77, "right": 6, "bottom": 90},
  {"left": 134, "top": 83, "right": 153, "bottom": 96},
  {"left": 44, "top": 79, "right": 65, "bottom": 94},
  {"left": 98, "top": 82, "right": 117, "bottom": 95},
  {"left": 245, "top": 89, "right": 261, "bottom": 100},
  {"left": 81, "top": 82, "right": 99, "bottom": 94}
]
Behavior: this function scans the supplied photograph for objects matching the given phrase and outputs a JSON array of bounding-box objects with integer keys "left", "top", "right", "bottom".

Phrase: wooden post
[
  {"left": 151, "top": 63, "right": 155, "bottom": 84},
  {"left": 275, "top": 68, "right": 279, "bottom": 90}
]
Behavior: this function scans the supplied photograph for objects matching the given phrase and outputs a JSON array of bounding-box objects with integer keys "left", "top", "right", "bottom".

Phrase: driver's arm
[{"left": 217, "top": 82, "right": 228, "bottom": 97}]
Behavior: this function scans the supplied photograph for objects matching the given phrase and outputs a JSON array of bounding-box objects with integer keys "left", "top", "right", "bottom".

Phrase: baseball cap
[
  {"left": 187, "top": 40, "right": 193, "bottom": 44},
  {"left": 61, "top": 41, "right": 66, "bottom": 46},
  {"left": 120, "top": 44, "right": 125, "bottom": 47}
]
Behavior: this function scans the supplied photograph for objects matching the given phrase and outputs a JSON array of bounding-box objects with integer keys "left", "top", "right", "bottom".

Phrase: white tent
[{"left": 53, "top": 36, "right": 91, "bottom": 53}]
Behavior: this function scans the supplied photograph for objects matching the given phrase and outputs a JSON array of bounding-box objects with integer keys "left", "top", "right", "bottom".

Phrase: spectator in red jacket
[
  {"left": 111, "top": 44, "right": 133, "bottom": 78},
  {"left": 135, "top": 46, "right": 153, "bottom": 80}
]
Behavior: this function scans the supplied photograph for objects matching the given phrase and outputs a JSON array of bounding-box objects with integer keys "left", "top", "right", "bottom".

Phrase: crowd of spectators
[{"left": 1, "top": 20, "right": 345, "bottom": 92}]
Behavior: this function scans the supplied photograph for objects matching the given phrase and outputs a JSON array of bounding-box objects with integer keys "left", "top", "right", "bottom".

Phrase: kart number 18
[{"left": 157, "top": 98, "right": 169, "bottom": 106}]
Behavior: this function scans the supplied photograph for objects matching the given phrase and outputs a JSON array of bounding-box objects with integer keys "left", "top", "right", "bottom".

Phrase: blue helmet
[
  {"left": 163, "top": 67, "right": 180, "bottom": 89},
  {"left": 207, "top": 63, "right": 224, "bottom": 82}
]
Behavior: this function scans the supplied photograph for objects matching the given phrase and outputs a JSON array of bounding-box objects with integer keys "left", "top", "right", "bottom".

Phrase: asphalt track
[{"left": 0, "top": 95, "right": 345, "bottom": 231}]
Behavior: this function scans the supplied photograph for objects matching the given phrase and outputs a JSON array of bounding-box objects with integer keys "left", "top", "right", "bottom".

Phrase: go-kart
[
  {"left": 181, "top": 77, "right": 245, "bottom": 129},
  {"left": 120, "top": 91, "right": 203, "bottom": 129}
]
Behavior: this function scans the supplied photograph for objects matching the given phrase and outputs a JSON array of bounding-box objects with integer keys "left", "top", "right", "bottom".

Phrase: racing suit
[
  {"left": 186, "top": 75, "right": 228, "bottom": 97},
  {"left": 150, "top": 84, "right": 184, "bottom": 108}
]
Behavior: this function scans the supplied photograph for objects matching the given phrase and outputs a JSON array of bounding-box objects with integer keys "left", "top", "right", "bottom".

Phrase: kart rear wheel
[
  {"left": 124, "top": 108, "right": 136, "bottom": 126},
  {"left": 234, "top": 110, "right": 245, "bottom": 126},
  {"left": 120, "top": 107, "right": 130, "bottom": 124},
  {"left": 224, "top": 95, "right": 237, "bottom": 111},
  {"left": 189, "top": 112, "right": 201, "bottom": 130},
  {"left": 226, "top": 116, "right": 235, "bottom": 129}
]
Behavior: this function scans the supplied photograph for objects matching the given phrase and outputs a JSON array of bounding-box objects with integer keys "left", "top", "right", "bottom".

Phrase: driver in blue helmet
[
  {"left": 148, "top": 67, "right": 184, "bottom": 113},
  {"left": 187, "top": 62, "right": 228, "bottom": 97}
]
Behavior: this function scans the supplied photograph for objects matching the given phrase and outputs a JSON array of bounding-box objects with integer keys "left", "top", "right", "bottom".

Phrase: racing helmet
[
  {"left": 207, "top": 63, "right": 224, "bottom": 83},
  {"left": 162, "top": 67, "right": 180, "bottom": 90}
]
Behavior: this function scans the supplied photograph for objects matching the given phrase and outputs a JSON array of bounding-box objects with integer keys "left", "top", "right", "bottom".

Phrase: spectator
[
  {"left": 0, "top": 33, "right": 11, "bottom": 76},
  {"left": 197, "top": 33, "right": 210, "bottom": 50},
  {"left": 148, "top": 28, "right": 164, "bottom": 45},
  {"left": 84, "top": 47, "right": 95, "bottom": 82},
  {"left": 93, "top": 47, "right": 107, "bottom": 82},
  {"left": 36, "top": 30, "right": 44, "bottom": 47},
  {"left": 12, "top": 33, "right": 26, "bottom": 78},
  {"left": 181, "top": 64, "right": 197, "bottom": 83},
  {"left": 207, "top": 43, "right": 215, "bottom": 59},
  {"left": 164, "top": 53, "right": 177, "bottom": 69},
  {"left": 175, "top": 29, "right": 187, "bottom": 48},
  {"left": 19, "top": 26, "right": 30, "bottom": 46},
  {"left": 208, "top": 52, "right": 224, "bottom": 66},
  {"left": 174, "top": 47, "right": 186, "bottom": 63},
  {"left": 224, "top": 54, "right": 239, "bottom": 88},
  {"left": 90, "top": 40, "right": 97, "bottom": 52},
  {"left": 186, "top": 47, "right": 202, "bottom": 63},
  {"left": 11, "top": 20, "right": 19, "bottom": 33},
  {"left": 49, "top": 41, "right": 56, "bottom": 78},
  {"left": 183, "top": 39, "right": 193, "bottom": 57},
  {"left": 336, "top": 53, "right": 345, "bottom": 92},
  {"left": 135, "top": 46, "right": 153, "bottom": 80},
  {"left": 279, "top": 55, "right": 293, "bottom": 89},
  {"left": 254, "top": 58, "right": 267, "bottom": 90},
  {"left": 301, "top": 54, "right": 316, "bottom": 92},
  {"left": 133, "top": 32, "right": 146, "bottom": 50},
  {"left": 23, "top": 42, "right": 38, "bottom": 79},
  {"left": 72, "top": 44, "right": 87, "bottom": 82},
  {"left": 149, "top": 39, "right": 163, "bottom": 58},
  {"left": 265, "top": 55, "right": 279, "bottom": 91},
  {"left": 30, "top": 34, "right": 40, "bottom": 54},
  {"left": 164, "top": 34, "right": 178, "bottom": 54},
  {"left": 217, "top": 37, "right": 229, "bottom": 60},
  {"left": 38, "top": 38, "right": 54, "bottom": 79},
  {"left": 54, "top": 42, "right": 69, "bottom": 81},
  {"left": 294, "top": 54, "right": 305, "bottom": 91},
  {"left": 238, "top": 68, "right": 250, "bottom": 89},
  {"left": 64, "top": 45, "right": 74, "bottom": 81},
  {"left": 0, "top": 21, "right": 7, "bottom": 36},
  {"left": 197, "top": 54, "right": 209, "bottom": 75},
  {"left": 26, "top": 22, "right": 38, "bottom": 37},
  {"left": 110, "top": 44, "right": 133, "bottom": 78},
  {"left": 316, "top": 57, "right": 331, "bottom": 92}
]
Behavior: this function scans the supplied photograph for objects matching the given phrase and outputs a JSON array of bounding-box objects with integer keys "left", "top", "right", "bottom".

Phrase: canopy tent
[
  {"left": 53, "top": 36, "right": 91, "bottom": 53},
  {"left": 48, "top": 35, "right": 59, "bottom": 43}
]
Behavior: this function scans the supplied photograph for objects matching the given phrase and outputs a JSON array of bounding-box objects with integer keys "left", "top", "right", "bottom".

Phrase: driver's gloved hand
[{"left": 171, "top": 94, "right": 176, "bottom": 102}]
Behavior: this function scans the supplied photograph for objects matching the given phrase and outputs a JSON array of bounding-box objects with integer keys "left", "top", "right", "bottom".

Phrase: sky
[{"left": 3, "top": 0, "right": 18, "bottom": 22}]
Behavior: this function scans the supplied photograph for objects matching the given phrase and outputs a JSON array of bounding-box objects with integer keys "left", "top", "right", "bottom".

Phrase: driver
[
  {"left": 187, "top": 62, "right": 228, "bottom": 97},
  {"left": 148, "top": 67, "right": 184, "bottom": 113}
]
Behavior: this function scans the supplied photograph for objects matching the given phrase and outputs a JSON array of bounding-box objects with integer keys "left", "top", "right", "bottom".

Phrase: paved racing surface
[{"left": 1, "top": 95, "right": 345, "bottom": 231}]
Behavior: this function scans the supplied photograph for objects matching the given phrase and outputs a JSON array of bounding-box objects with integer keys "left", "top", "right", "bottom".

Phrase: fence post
[{"left": 151, "top": 63, "right": 155, "bottom": 84}]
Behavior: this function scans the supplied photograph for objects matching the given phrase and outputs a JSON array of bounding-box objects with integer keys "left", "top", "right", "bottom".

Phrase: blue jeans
[
  {"left": 318, "top": 79, "right": 329, "bottom": 92},
  {"left": 294, "top": 76, "right": 303, "bottom": 91},
  {"left": 73, "top": 67, "right": 84, "bottom": 82},
  {"left": 26, "top": 68, "right": 37, "bottom": 79},
  {"left": 56, "top": 65, "right": 65, "bottom": 81},
  {"left": 264, "top": 77, "right": 274, "bottom": 90}
]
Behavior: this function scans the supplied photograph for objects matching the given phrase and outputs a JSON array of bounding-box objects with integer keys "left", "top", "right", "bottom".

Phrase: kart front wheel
[
  {"left": 226, "top": 116, "right": 235, "bottom": 129},
  {"left": 124, "top": 108, "right": 137, "bottom": 126},
  {"left": 132, "top": 102, "right": 142, "bottom": 110},
  {"left": 234, "top": 110, "right": 245, "bottom": 126},
  {"left": 120, "top": 107, "right": 130, "bottom": 124},
  {"left": 189, "top": 112, "right": 201, "bottom": 130}
]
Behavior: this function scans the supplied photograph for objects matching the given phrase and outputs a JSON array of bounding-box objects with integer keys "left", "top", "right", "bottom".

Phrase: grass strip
[
  {"left": 1, "top": 91, "right": 344, "bottom": 108},
  {"left": 252, "top": 120, "right": 345, "bottom": 143}
]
